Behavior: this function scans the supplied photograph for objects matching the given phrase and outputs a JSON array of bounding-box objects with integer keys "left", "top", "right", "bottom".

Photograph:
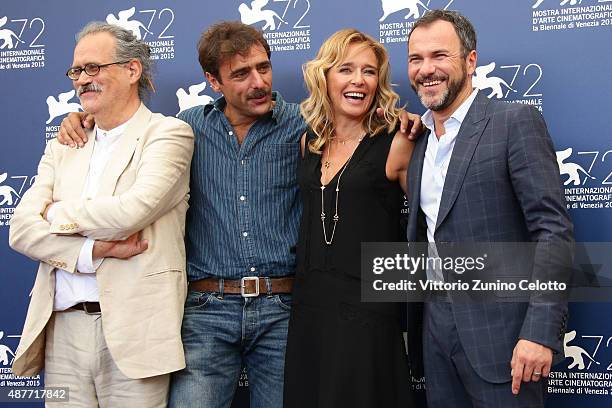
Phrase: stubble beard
[{"left": 413, "top": 63, "right": 467, "bottom": 112}]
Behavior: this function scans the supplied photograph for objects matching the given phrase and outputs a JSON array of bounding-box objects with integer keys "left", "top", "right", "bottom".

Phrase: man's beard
[{"left": 412, "top": 64, "right": 467, "bottom": 111}]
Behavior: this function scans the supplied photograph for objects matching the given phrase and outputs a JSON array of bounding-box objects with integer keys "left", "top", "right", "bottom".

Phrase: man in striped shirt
[{"left": 168, "top": 21, "right": 303, "bottom": 408}]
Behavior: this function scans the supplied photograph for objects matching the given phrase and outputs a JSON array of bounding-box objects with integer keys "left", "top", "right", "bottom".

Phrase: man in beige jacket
[{"left": 8, "top": 21, "right": 194, "bottom": 407}]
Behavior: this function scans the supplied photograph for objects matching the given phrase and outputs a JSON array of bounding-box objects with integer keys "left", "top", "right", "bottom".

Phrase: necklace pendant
[{"left": 319, "top": 133, "right": 363, "bottom": 246}]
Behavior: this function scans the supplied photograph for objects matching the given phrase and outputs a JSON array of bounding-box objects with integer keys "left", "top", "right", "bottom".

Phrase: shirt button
[
  {"left": 229, "top": 131, "right": 234, "bottom": 136},
  {"left": 250, "top": 267, "right": 256, "bottom": 272},
  {"left": 240, "top": 196, "right": 246, "bottom": 201},
  {"left": 242, "top": 232, "right": 248, "bottom": 237},
  {"left": 241, "top": 160, "right": 245, "bottom": 165}
]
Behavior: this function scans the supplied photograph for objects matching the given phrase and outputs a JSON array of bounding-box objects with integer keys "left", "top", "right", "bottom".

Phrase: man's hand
[
  {"left": 510, "top": 339, "right": 553, "bottom": 395},
  {"left": 42, "top": 202, "right": 54, "bottom": 221},
  {"left": 58, "top": 112, "right": 95, "bottom": 148},
  {"left": 92, "top": 232, "right": 148, "bottom": 260},
  {"left": 376, "top": 107, "right": 424, "bottom": 140}
]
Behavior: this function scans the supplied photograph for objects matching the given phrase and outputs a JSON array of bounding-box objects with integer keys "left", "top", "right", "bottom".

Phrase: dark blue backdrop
[{"left": 1, "top": 0, "right": 611, "bottom": 406}]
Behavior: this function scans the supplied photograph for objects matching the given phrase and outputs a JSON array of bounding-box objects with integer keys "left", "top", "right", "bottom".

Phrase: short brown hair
[
  {"left": 408, "top": 10, "right": 477, "bottom": 58},
  {"left": 197, "top": 21, "right": 271, "bottom": 82}
]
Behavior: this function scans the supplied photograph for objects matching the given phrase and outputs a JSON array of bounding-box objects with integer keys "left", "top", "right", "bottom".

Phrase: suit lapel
[
  {"left": 407, "top": 130, "right": 429, "bottom": 240},
  {"left": 61, "top": 132, "right": 95, "bottom": 199},
  {"left": 97, "top": 103, "right": 151, "bottom": 196},
  {"left": 435, "top": 92, "right": 490, "bottom": 231}
]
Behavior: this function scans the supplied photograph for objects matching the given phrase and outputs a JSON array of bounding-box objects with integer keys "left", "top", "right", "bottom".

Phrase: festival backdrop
[{"left": 1, "top": 0, "right": 611, "bottom": 406}]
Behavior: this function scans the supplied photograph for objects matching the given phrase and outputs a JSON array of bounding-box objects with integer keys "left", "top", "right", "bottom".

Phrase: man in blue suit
[{"left": 405, "top": 10, "right": 574, "bottom": 407}]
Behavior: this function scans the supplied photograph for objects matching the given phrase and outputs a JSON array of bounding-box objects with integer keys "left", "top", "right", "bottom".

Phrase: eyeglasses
[{"left": 66, "top": 60, "right": 130, "bottom": 80}]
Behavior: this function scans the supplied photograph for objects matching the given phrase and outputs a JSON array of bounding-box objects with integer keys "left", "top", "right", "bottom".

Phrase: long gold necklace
[
  {"left": 330, "top": 134, "right": 362, "bottom": 145},
  {"left": 320, "top": 135, "right": 363, "bottom": 245},
  {"left": 323, "top": 137, "right": 361, "bottom": 168}
]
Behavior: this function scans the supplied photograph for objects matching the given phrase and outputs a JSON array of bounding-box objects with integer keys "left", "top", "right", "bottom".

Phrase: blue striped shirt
[{"left": 178, "top": 92, "right": 305, "bottom": 280}]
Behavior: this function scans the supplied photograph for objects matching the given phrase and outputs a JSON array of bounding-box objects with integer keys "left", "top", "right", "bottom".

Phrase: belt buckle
[
  {"left": 83, "top": 302, "right": 101, "bottom": 315},
  {"left": 240, "top": 276, "right": 260, "bottom": 298}
]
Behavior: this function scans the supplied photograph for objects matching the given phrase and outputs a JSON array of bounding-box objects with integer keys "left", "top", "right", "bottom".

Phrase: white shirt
[
  {"left": 420, "top": 89, "right": 479, "bottom": 243},
  {"left": 51, "top": 121, "right": 129, "bottom": 310}
]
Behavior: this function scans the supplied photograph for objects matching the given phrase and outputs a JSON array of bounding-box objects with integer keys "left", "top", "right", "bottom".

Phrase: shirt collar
[
  {"left": 213, "top": 91, "right": 284, "bottom": 122},
  {"left": 95, "top": 116, "right": 132, "bottom": 142},
  {"left": 422, "top": 88, "right": 479, "bottom": 133}
]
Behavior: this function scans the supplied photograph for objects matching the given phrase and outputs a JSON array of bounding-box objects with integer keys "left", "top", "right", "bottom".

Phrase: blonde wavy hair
[{"left": 301, "top": 29, "right": 401, "bottom": 154}]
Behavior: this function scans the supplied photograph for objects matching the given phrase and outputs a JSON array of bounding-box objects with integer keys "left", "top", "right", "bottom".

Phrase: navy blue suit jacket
[{"left": 406, "top": 91, "right": 574, "bottom": 383}]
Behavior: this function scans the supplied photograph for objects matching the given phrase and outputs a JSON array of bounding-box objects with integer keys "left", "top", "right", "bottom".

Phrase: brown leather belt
[
  {"left": 189, "top": 277, "right": 294, "bottom": 297},
  {"left": 70, "top": 302, "right": 101, "bottom": 314}
]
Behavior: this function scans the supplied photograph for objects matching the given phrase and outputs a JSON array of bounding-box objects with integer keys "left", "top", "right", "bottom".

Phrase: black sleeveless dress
[{"left": 283, "top": 129, "right": 414, "bottom": 408}]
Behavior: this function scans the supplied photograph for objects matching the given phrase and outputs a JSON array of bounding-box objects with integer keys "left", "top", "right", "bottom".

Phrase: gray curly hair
[{"left": 76, "top": 21, "right": 154, "bottom": 100}]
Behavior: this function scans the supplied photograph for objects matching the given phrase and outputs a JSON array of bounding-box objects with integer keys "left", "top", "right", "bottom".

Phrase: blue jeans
[{"left": 168, "top": 286, "right": 291, "bottom": 408}]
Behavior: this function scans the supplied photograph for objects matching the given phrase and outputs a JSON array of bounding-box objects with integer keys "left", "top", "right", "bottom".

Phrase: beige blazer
[{"left": 9, "top": 104, "right": 194, "bottom": 379}]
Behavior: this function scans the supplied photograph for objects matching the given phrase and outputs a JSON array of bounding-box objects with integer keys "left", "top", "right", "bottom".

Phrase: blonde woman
[{"left": 283, "top": 29, "right": 415, "bottom": 407}]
